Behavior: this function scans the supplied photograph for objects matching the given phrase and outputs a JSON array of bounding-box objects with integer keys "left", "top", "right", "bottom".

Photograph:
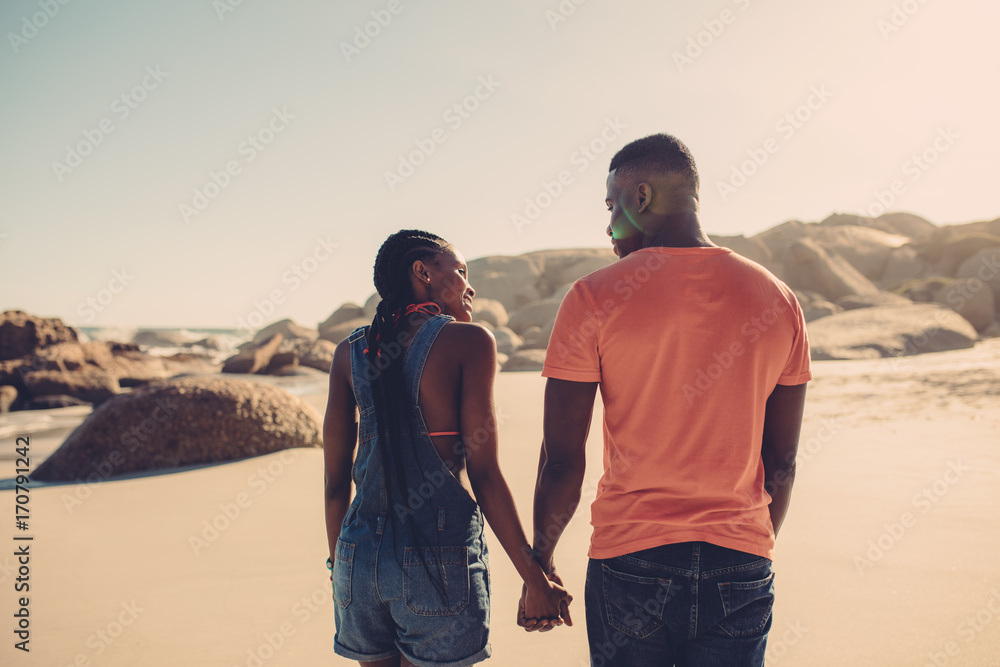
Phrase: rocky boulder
[
  {"left": 221, "top": 333, "right": 284, "bottom": 374},
  {"left": 836, "top": 291, "right": 912, "bottom": 311},
  {"left": 873, "top": 212, "right": 936, "bottom": 239},
  {"left": 319, "top": 304, "right": 366, "bottom": 338},
  {"left": 709, "top": 234, "right": 774, "bottom": 268},
  {"left": 880, "top": 245, "right": 931, "bottom": 290},
  {"left": 501, "top": 349, "right": 548, "bottom": 372},
  {"left": 252, "top": 318, "right": 317, "bottom": 346},
  {"left": 930, "top": 278, "right": 996, "bottom": 333},
  {"left": 0, "top": 310, "right": 79, "bottom": 361},
  {"left": 33, "top": 375, "right": 322, "bottom": 481},
  {"left": 956, "top": 247, "right": 1000, "bottom": 312},
  {"left": 471, "top": 298, "right": 509, "bottom": 329},
  {"left": 807, "top": 304, "right": 978, "bottom": 360},
  {"left": 467, "top": 255, "right": 542, "bottom": 312},
  {"left": 491, "top": 326, "right": 523, "bottom": 356},
  {"left": 1, "top": 385, "right": 19, "bottom": 413},
  {"left": 806, "top": 226, "right": 909, "bottom": 282},
  {"left": 319, "top": 318, "right": 369, "bottom": 344},
  {"left": 507, "top": 298, "right": 564, "bottom": 337},
  {"left": 783, "top": 238, "right": 879, "bottom": 302}
]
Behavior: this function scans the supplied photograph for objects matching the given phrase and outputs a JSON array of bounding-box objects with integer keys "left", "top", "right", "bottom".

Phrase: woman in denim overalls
[{"left": 323, "top": 230, "right": 571, "bottom": 667}]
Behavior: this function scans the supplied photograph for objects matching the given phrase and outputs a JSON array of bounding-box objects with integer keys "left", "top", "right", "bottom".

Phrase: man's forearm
[
  {"left": 531, "top": 449, "right": 586, "bottom": 572},
  {"left": 764, "top": 462, "right": 796, "bottom": 538}
]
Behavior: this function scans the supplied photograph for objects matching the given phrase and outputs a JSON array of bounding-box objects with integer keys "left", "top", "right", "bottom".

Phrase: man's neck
[{"left": 643, "top": 211, "right": 716, "bottom": 249}]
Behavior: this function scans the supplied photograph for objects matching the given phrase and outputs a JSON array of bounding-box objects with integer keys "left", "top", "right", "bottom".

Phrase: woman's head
[{"left": 373, "top": 229, "right": 475, "bottom": 322}]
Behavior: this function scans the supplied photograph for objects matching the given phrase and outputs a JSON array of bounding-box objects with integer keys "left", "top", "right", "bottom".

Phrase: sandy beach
[{"left": 1, "top": 339, "right": 998, "bottom": 667}]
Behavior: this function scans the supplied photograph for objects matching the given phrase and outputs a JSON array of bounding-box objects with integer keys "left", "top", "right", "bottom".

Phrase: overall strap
[
  {"left": 403, "top": 314, "right": 454, "bottom": 405},
  {"left": 348, "top": 325, "right": 375, "bottom": 411}
]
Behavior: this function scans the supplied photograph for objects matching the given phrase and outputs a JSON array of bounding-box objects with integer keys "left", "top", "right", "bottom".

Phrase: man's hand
[{"left": 517, "top": 569, "right": 573, "bottom": 632}]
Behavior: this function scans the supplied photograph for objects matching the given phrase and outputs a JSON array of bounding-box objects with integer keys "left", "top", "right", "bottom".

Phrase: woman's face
[{"left": 418, "top": 247, "right": 475, "bottom": 322}]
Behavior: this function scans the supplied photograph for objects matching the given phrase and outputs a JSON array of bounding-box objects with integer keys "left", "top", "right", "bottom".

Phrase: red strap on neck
[{"left": 365, "top": 302, "right": 442, "bottom": 356}]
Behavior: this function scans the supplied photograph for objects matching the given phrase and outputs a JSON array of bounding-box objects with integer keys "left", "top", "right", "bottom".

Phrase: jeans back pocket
[
  {"left": 403, "top": 546, "right": 470, "bottom": 616},
  {"left": 717, "top": 572, "right": 775, "bottom": 638},
  {"left": 333, "top": 539, "right": 355, "bottom": 609},
  {"left": 602, "top": 563, "right": 674, "bottom": 639}
]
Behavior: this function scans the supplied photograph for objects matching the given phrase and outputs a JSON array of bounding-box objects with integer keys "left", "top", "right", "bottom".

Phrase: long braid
[{"left": 365, "top": 229, "right": 452, "bottom": 603}]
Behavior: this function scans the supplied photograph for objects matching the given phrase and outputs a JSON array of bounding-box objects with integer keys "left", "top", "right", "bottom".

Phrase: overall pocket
[
  {"left": 717, "top": 572, "right": 775, "bottom": 638},
  {"left": 333, "top": 538, "right": 355, "bottom": 609},
  {"left": 403, "top": 546, "right": 470, "bottom": 616},
  {"left": 602, "top": 563, "right": 674, "bottom": 639}
]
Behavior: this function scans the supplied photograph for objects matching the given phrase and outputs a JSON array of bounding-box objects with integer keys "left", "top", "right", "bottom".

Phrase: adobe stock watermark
[
  {"left": 7, "top": 0, "right": 73, "bottom": 54},
  {"left": 854, "top": 126, "right": 958, "bottom": 220},
  {"left": 384, "top": 75, "right": 501, "bottom": 192},
  {"left": 52, "top": 66, "right": 169, "bottom": 182},
  {"left": 340, "top": 0, "right": 414, "bottom": 62},
  {"left": 235, "top": 234, "right": 340, "bottom": 337},
  {"left": 923, "top": 589, "right": 1000, "bottom": 667},
  {"left": 765, "top": 619, "right": 809, "bottom": 664},
  {"left": 583, "top": 579, "right": 684, "bottom": 667},
  {"left": 672, "top": 0, "right": 752, "bottom": 72},
  {"left": 854, "top": 459, "right": 970, "bottom": 574},
  {"left": 715, "top": 84, "right": 833, "bottom": 202},
  {"left": 877, "top": 0, "right": 931, "bottom": 40},
  {"left": 511, "top": 117, "right": 629, "bottom": 233},
  {"left": 544, "top": 0, "right": 588, "bottom": 31},
  {"left": 75, "top": 268, "right": 135, "bottom": 324},
  {"left": 188, "top": 450, "right": 300, "bottom": 555},
  {"left": 179, "top": 107, "right": 295, "bottom": 223},
  {"left": 213, "top": 0, "right": 250, "bottom": 21}
]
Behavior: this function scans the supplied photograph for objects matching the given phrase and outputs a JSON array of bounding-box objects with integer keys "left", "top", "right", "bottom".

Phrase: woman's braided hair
[{"left": 364, "top": 229, "right": 453, "bottom": 601}]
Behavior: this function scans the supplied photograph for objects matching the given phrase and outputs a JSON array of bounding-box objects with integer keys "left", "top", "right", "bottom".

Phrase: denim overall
[{"left": 333, "top": 314, "right": 492, "bottom": 667}]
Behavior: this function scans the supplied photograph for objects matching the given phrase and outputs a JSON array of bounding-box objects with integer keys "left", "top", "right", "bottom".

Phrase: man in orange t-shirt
[{"left": 519, "top": 134, "right": 811, "bottom": 666}]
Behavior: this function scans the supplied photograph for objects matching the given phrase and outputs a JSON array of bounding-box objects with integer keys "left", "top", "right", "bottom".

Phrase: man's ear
[{"left": 636, "top": 182, "right": 653, "bottom": 213}]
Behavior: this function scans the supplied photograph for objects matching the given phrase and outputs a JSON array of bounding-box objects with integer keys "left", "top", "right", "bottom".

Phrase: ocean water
[{"left": 79, "top": 326, "right": 247, "bottom": 364}]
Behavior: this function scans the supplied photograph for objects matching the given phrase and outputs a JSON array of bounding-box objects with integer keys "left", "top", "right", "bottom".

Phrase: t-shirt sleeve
[
  {"left": 777, "top": 292, "right": 813, "bottom": 385},
  {"left": 541, "top": 280, "right": 602, "bottom": 383}
]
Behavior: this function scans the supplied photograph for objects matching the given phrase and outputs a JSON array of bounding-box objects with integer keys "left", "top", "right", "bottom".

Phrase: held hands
[{"left": 517, "top": 569, "right": 572, "bottom": 632}]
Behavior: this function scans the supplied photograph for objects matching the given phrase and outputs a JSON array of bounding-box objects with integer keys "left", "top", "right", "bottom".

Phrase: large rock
[
  {"left": 471, "top": 298, "right": 509, "bottom": 329},
  {"left": 752, "top": 220, "right": 811, "bottom": 268},
  {"left": 709, "top": 234, "right": 774, "bottom": 268},
  {"left": 0, "top": 385, "right": 18, "bottom": 413},
  {"left": 363, "top": 293, "right": 381, "bottom": 319},
  {"left": 467, "top": 255, "right": 542, "bottom": 312},
  {"left": 914, "top": 232, "right": 1000, "bottom": 276},
  {"left": 806, "top": 226, "right": 909, "bottom": 282},
  {"left": 523, "top": 249, "right": 614, "bottom": 297},
  {"left": 33, "top": 375, "right": 322, "bottom": 481},
  {"left": 783, "top": 238, "right": 879, "bottom": 302},
  {"left": 252, "top": 318, "right": 317, "bottom": 346},
  {"left": 319, "top": 304, "right": 366, "bottom": 336},
  {"left": 874, "top": 212, "right": 936, "bottom": 239},
  {"left": 507, "top": 298, "right": 563, "bottom": 337},
  {"left": 21, "top": 367, "right": 119, "bottom": 405},
  {"left": 319, "top": 317, "right": 369, "bottom": 344},
  {"left": 807, "top": 304, "right": 978, "bottom": 360},
  {"left": 932, "top": 279, "right": 995, "bottom": 333},
  {"left": 803, "top": 301, "right": 841, "bottom": 322},
  {"left": 956, "top": 247, "right": 1000, "bottom": 311},
  {"left": 880, "top": 245, "right": 931, "bottom": 290},
  {"left": 491, "top": 326, "right": 523, "bottom": 356},
  {"left": 501, "top": 349, "right": 548, "bottom": 372},
  {"left": 836, "top": 291, "right": 912, "bottom": 311},
  {"left": 221, "top": 333, "right": 284, "bottom": 374},
  {"left": 298, "top": 339, "right": 337, "bottom": 372},
  {"left": 0, "top": 310, "right": 79, "bottom": 361}
]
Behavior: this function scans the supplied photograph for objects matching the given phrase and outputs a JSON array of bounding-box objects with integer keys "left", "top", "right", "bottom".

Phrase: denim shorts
[
  {"left": 333, "top": 534, "right": 492, "bottom": 667},
  {"left": 585, "top": 541, "right": 774, "bottom": 666}
]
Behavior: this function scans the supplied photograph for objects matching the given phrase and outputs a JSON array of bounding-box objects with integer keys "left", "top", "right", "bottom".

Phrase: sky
[{"left": 1, "top": 0, "right": 997, "bottom": 329}]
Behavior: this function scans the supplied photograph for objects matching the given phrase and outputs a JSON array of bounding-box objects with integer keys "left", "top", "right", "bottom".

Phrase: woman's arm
[
  {"left": 457, "top": 324, "right": 571, "bottom": 625},
  {"left": 324, "top": 339, "right": 358, "bottom": 560}
]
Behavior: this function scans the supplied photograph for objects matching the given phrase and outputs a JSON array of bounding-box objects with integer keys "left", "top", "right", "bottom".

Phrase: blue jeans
[{"left": 585, "top": 541, "right": 774, "bottom": 666}]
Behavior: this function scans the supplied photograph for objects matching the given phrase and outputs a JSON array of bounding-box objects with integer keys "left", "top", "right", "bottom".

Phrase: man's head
[{"left": 606, "top": 134, "right": 700, "bottom": 258}]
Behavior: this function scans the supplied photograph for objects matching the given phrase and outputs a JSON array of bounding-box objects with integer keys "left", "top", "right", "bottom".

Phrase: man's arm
[
  {"left": 531, "top": 377, "right": 599, "bottom": 573},
  {"left": 760, "top": 382, "right": 807, "bottom": 538},
  {"left": 324, "top": 340, "right": 358, "bottom": 561}
]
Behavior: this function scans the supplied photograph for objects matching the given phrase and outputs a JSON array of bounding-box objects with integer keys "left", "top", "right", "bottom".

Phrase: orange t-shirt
[{"left": 542, "top": 246, "right": 812, "bottom": 561}]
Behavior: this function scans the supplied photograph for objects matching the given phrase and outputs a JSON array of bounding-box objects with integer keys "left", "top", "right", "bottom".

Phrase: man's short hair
[{"left": 609, "top": 134, "right": 699, "bottom": 193}]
